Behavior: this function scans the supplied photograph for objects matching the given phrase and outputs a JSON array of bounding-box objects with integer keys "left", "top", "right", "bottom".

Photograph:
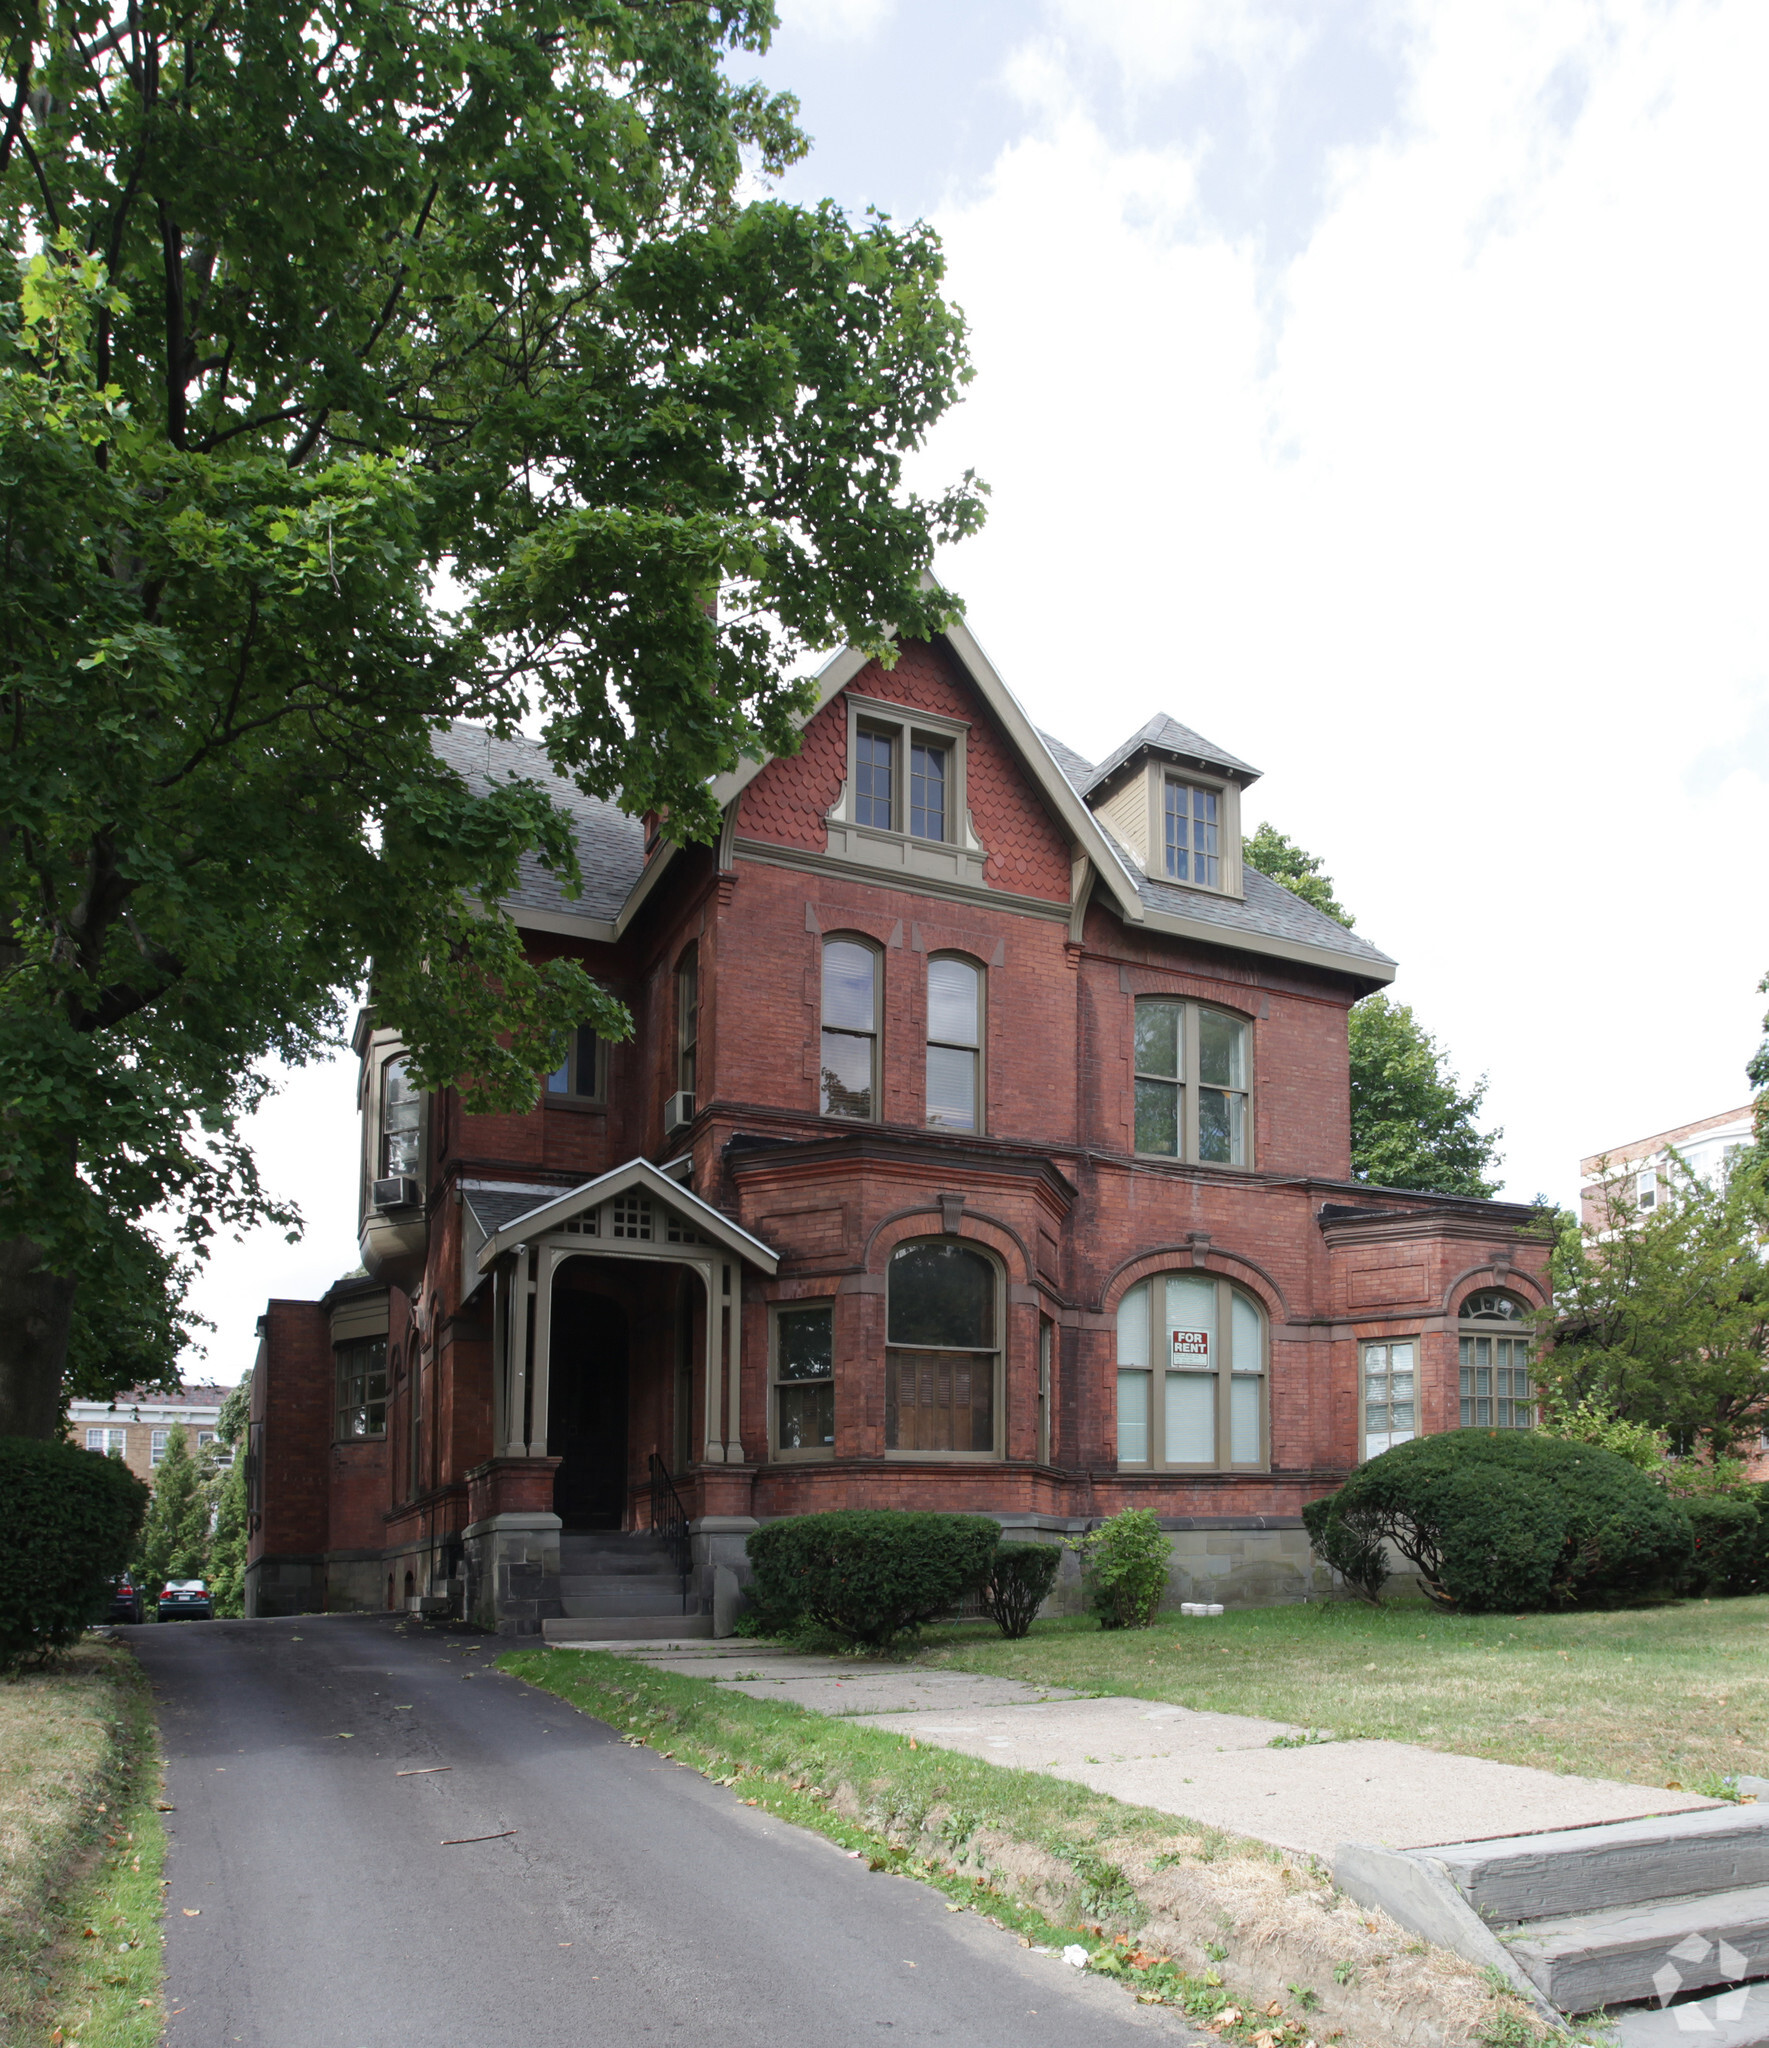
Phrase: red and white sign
[{"left": 1170, "top": 1328, "right": 1210, "bottom": 1362}]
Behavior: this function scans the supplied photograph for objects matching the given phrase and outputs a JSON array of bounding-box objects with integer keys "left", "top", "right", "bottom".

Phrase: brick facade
[{"left": 249, "top": 631, "right": 1550, "bottom": 1627}]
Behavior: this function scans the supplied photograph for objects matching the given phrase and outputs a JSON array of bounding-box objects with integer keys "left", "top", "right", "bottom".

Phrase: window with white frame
[
  {"left": 1133, "top": 999, "right": 1250, "bottom": 1164},
  {"left": 1458, "top": 1291, "right": 1534, "bottom": 1428},
  {"left": 773, "top": 1303, "right": 835, "bottom": 1454},
  {"left": 820, "top": 936, "right": 879, "bottom": 1120},
  {"left": 885, "top": 1241, "right": 999, "bottom": 1455},
  {"left": 380, "top": 1058, "right": 420, "bottom": 1179},
  {"left": 336, "top": 1338, "right": 389, "bottom": 1439},
  {"left": 1362, "top": 1339, "right": 1417, "bottom": 1460},
  {"left": 150, "top": 1428, "right": 170, "bottom": 1466},
  {"left": 86, "top": 1427, "right": 127, "bottom": 1457},
  {"left": 1115, "top": 1271, "right": 1265, "bottom": 1471},
  {"left": 925, "top": 954, "right": 983, "bottom": 1132},
  {"left": 1164, "top": 779, "right": 1221, "bottom": 886},
  {"left": 546, "top": 1024, "right": 604, "bottom": 1102}
]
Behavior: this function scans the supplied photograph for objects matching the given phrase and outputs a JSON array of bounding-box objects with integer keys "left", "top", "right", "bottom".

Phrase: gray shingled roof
[
  {"left": 431, "top": 722, "right": 645, "bottom": 925},
  {"left": 1081, "top": 712, "right": 1260, "bottom": 796},
  {"left": 1037, "top": 727, "right": 1393, "bottom": 968}
]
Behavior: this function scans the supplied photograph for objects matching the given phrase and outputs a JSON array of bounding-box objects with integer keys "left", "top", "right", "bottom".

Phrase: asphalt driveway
[{"left": 130, "top": 1614, "right": 1197, "bottom": 2048}]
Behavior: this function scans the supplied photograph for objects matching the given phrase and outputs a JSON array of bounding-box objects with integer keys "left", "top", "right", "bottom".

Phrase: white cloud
[
  {"left": 777, "top": 0, "right": 894, "bottom": 43},
  {"left": 921, "top": 0, "right": 1768, "bottom": 1203}
]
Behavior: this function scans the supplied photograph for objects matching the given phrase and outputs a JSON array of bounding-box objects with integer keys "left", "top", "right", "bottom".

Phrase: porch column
[
  {"left": 505, "top": 1244, "right": 533, "bottom": 1459},
  {"left": 529, "top": 1245, "right": 554, "bottom": 1456},
  {"left": 701, "top": 1260, "right": 725, "bottom": 1464},
  {"left": 722, "top": 1259, "right": 743, "bottom": 1462}
]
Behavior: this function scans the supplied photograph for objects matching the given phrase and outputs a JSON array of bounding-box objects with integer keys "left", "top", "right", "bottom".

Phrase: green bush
[
  {"left": 0, "top": 1438, "right": 149, "bottom": 1672},
  {"left": 745, "top": 1510, "right": 1000, "bottom": 1650},
  {"left": 1306, "top": 1430, "right": 1692, "bottom": 1613},
  {"left": 980, "top": 1542, "right": 1061, "bottom": 1639},
  {"left": 1071, "top": 1508, "right": 1172, "bottom": 1629},
  {"left": 1679, "top": 1494, "right": 1769, "bottom": 1596},
  {"left": 1302, "top": 1492, "right": 1390, "bottom": 1603}
]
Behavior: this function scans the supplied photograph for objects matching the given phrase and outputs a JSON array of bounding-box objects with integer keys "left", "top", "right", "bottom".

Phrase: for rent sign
[{"left": 1171, "top": 1329, "right": 1210, "bottom": 1362}]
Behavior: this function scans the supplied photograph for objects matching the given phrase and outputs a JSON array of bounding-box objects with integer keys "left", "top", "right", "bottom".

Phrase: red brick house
[{"left": 245, "top": 620, "right": 1550, "bottom": 1631}]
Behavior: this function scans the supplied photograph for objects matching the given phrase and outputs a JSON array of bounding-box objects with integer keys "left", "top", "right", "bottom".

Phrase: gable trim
[{"left": 476, "top": 1157, "right": 780, "bottom": 1275}]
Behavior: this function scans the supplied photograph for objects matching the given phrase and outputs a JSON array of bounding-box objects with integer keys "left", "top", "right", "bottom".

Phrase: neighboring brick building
[
  {"left": 249, "top": 621, "right": 1550, "bottom": 1630},
  {"left": 1578, "top": 1105, "right": 1757, "bottom": 1235},
  {"left": 69, "top": 1385, "right": 232, "bottom": 1487}
]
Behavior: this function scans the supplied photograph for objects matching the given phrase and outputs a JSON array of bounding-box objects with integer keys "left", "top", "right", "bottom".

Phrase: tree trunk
[{"left": 0, "top": 1237, "right": 77, "bottom": 1438}]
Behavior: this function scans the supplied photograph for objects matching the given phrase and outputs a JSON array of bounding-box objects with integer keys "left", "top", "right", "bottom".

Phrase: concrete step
[
  {"left": 556, "top": 1557, "right": 681, "bottom": 1582},
  {"left": 559, "top": 1587, "right": 699, "bottom": 1618},
  {"left": 558, "top": 1572, "right": 684, "bottom": 1597},
  {"left": 544, "top": 1615, "right": 714, "bottom": 1643},
  {"left": 1432, "top": 1808, "right": 1769, "bottom": 1922},
  {"left": 558, "top": 1531, "right": 675, "bottom": 1555},
  {"left": 1615, "top": 1981, "right": 1769, "bottom": 2048},
  {"left": 1507, "top": 1883, "right": 1769, "bottom": 2013}
]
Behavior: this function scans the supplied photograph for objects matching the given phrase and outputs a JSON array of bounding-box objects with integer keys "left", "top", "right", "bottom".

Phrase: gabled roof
[
  {"left": 1080, "top": 713, "right": 1261, "bottom": 796},
  {"left": 430, "top": 602, "right": 1392, "bottom": 987},
  {"left": 473, "top": 1159, "right": 780, "bottom": 1276}
]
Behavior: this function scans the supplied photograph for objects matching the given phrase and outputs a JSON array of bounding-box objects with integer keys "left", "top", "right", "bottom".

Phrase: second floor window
[
  {"left": 337, "top": 1338, "right": 389, "bottom": 1439},
  {"left": 381, "top": 1059, "right": 420, "bottom": 1178},
  {"left": 820, "top": 938, "right": 877, "bottom": 1120},
  {"left": 86, "top": 1427, "right": 126, "bottom": 1456},
  {"left": 676, "top": 947, "right": 698, "bottom": 1096},
  {"left": 1134, "top": 1000, "right": 1250, "bottom": 1164},
  {"left": 1164, "top": 779, "right": 1220, "bottom": 887},
  {"left": 546, "top": 1025, "right": 603, "bottom": 1101},
  {"left": 926, "top": 955, "right": 982, "bottom": 1132}
]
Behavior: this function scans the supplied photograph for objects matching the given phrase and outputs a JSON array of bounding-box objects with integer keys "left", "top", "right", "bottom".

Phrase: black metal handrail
[{"left": 648, "top": 1453, "right": 692, "bottom": 1613}]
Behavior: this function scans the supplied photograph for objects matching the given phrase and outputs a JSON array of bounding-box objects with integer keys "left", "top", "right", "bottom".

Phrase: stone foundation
[{"left": 462, "top": 1511, "right": 563, "bottom": 1635}]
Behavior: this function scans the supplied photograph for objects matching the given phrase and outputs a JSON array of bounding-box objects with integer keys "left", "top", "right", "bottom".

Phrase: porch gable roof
[{"left": 473, "top": 1158, "right": 780, "bottom": 1276}]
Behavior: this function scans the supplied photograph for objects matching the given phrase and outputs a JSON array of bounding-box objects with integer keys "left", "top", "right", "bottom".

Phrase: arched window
[
  {"left": 926, "top": 954, "right": 982, "bottom": 1132},
  {"left": 885, "top": 1241, "right": 999, "bottom": 1454},
  {"left": 675, "top": 946, "right": 699, "bottom": 1096},
  {"left": 1458, "top": 1290, "right": 1535, "bottom": 1429},
  {"left": 1115, "top": 1271, "right": 1265, "bottom": 1470},
  {"left": 1133, "top": 1000, "right": 1250, "bottom": 1164},
  {"left": 820, "top": 937, "right": 878, "bottom": 1120}
]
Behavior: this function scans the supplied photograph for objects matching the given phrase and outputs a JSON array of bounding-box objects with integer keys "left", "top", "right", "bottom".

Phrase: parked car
[
  {"left": 157, "top": 1579, "right": 213, "bottom": 1621},
  {"left": 106, "top": 1575, "right": 146, "bottom": 1624}
]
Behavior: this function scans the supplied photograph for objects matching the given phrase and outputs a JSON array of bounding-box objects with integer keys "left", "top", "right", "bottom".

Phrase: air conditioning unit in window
[
  {"left": 371, "top": 1176, "right": 420, "bottom": 1212},
  {"left": 663, "top": 1091, "right": 695, "bottom": 1137}
]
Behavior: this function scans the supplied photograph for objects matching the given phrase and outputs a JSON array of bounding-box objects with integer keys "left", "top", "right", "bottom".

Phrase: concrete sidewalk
[{"left": 560, "top": 1640, "right": 1719, "bottom": 1862}]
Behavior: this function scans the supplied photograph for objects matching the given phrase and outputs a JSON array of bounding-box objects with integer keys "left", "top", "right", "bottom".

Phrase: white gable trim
[{"left": 476, "top": 1158, "right": 779, "bottom": 1275}]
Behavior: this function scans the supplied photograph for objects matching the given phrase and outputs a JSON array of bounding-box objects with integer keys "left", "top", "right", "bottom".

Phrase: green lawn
[{"left": 917, "top": 1595, "right": 1769, "bottom": 1792}]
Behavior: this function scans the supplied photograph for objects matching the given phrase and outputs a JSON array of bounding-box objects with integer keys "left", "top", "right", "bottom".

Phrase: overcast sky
[{"left": 180, "top": 0, "right": 1767, "bottom": 1385}]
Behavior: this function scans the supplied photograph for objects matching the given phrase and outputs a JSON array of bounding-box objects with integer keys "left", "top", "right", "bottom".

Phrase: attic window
[
  {"left": 824, "top": 693, "right": 987, "bottom": 890},
  {"left": 1164, "top": 780, "right": 1220, "bottom": 887}
]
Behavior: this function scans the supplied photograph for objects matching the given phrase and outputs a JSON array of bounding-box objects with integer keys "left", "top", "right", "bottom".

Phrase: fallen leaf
[
  {"left": 1666, "top": 1781, "right": 1683, "bottom": 1791},
  {"left": 1267, "top": 2000, "right": 1285, "bottom": 2016},
  {"left": 337, "top": 1733, "right": 354, "bottom": 1740},
  {"left": 182, "top": 1908, "right": 201, "bottom": 1917},
  {"left": 81, "top": 1926, "right": 99, "bottom": 1939},
  {"left": 155, "top": 1802, "right": 175, "bottom": 1812}
]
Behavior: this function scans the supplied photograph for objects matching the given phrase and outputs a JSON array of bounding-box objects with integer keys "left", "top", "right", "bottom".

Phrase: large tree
[
  {"left": 1242, "top": 825, "right": 1502, "bottom": 1197},
  {"left": 0, "top": 0, "right": 984, "bottom": 1434}
]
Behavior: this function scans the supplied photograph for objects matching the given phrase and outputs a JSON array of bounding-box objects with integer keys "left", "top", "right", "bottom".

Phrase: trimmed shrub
[
  {"left": 1302, "top": 1492, "right": 1389, "bottom": 1603},
  {"left": 1305, "top": 1430, "right": 1692, "bottom": 1613},
  {"left": 0, "top": 1437, "right": 149, "bottom": 1672},
  {"left": 745, "top": 1510, "right": 1000, "bottom": 1650},
  {"left": 1071, "top": 1508, "right": 1171, "bottom": 1629},
  {"left": 980, "top": 1542, "right": 1061, "bottom": 1639},
  {"left": 1679, "top": 1494, "right": 1769, "bottom": 1597}
]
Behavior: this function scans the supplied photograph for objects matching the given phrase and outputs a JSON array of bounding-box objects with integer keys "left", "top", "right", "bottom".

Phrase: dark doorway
[{"left": 548, "top": 1289, "right": 630, "bottom": 1529}]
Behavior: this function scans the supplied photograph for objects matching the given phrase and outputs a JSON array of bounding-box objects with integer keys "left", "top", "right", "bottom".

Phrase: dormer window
[{"left": 1164, "top": 780, "right": 1220, "bottom": 887}]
